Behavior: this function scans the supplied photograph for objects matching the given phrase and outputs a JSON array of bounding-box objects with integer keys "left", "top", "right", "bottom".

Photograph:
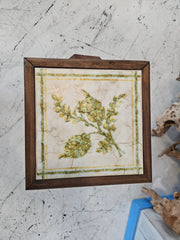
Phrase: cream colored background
[{"left": 35, "top": 68, "right": 143, "bottom": 179}]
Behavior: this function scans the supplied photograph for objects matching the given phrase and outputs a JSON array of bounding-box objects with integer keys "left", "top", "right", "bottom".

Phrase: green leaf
[
  {"left": 110, "top": 117, "right": 116, "bottom": 122},
  {"left": 110, "top": 124, "right": 116, "bottom": 131},
  {"left": 103, "top": 123, "right": 108, "bottom": 129},
  {"left": 96, "top": 139, "right": 112, "bottom": 154},
  {"left": 52, "top": 94, "right": 59, "bottom": 101},
  {"left": 118, "top": 93, "right": 126, "bottom": 99},
  {"left": 82, "top": 89, "right": 90, "bottom": 98},
  {"left": 59, "top": 133, "right": 92, "bottom": 159}
]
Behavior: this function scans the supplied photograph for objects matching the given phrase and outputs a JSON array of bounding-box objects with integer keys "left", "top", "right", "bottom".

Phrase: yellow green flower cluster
[
  {"left": 76, "top": 90, "right": 105, "bottom": 124},
  {"left": 96, "top": 139, "right": 113, "bottom": 154},
  {"left": 52, "top": 90, "right": 126, "bottom": 159}
]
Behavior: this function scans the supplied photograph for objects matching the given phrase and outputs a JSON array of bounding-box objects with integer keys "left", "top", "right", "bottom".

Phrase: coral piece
[
  {"left": 159, "top": 142, "right": 180, "bottom": 160},
  {"left": 152, "top": 101, "right": 180, "bottom": 137},
  {"left": 176, "top": 74, "right": 180, "bottom": 81},
  {"left": 142, "top": 187, "right": 180, "bottom": 234},
  {"left": 152, "top": 73, "right": 180, "bottom": 160}
]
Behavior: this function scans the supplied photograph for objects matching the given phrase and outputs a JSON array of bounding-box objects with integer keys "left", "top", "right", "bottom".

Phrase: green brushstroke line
[
  {"left": 40, "top": 69, "right": 45, "bottom": 179},
  {"left": 134, "top": 71, "right": 140, "bottom": 173},
  {"left": 36, "top": 72, "right": 141, "bottom": 78},
  {"left": 37, "top": 166, "right": 143, "bottom": 175}
]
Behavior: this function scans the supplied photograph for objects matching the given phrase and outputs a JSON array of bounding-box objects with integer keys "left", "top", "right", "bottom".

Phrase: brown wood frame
[{"left": 24, "top": 54, "right": 151, "bottom": 190}]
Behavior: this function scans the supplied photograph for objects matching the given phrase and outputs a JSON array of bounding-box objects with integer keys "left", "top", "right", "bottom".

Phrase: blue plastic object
[{"left": 124, "top": 195, "right": 174, "bottom": 240}]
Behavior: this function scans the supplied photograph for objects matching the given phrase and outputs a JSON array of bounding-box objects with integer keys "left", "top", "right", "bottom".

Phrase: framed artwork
[{"left": 24, "top": 55, "right": 151, "bottom": 190}]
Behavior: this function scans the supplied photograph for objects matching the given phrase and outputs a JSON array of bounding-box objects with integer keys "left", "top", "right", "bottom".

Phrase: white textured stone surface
[
  {"left": 0, "top": 0, "right": 180, "bottom": 239},
  {"left": 135, "top": 209, "right": 180, "bottom": 240}
]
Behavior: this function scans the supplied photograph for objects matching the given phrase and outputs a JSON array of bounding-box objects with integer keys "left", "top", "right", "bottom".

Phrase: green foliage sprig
[{"left": 52, "top": 90, "right": 126, "bottom": 159}]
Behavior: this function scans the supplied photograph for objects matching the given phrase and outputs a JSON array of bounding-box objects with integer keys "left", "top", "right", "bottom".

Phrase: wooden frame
[{"left": 24, "top": 54, "right": 151, "bottom": 190}]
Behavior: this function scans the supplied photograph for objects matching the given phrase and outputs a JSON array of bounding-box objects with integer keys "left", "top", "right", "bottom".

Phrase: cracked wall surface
[{"left": 0, "top": 0, "right": 180, "bottom": 239}]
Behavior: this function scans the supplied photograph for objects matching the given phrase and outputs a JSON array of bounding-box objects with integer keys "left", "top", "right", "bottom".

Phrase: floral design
[{"left": 52, "top": 90, "right": 126, "bottom": 159}]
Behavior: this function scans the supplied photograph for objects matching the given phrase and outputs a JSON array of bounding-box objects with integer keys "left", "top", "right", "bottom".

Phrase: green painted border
[
  {"left": 134, "top": 71, "right": 140, "bottom": 173},
  {"left": 36, "top": 72, "right": 141, "bottom": 79},
  {"left": 37, "top": 70, "right": 141, "bottom": 178},
  {"left": 37, "top": 166, "right": 143, "bottom": 175},
  {"left": 40, "top": 69, "right": 45, "bottom": 179}
]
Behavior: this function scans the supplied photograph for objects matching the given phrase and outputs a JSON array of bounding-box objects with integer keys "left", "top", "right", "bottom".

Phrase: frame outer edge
[
  {"left": 142, "top": 62, "right": 152, "bottom": 182},
  {"left": 24, "top": 58, "right": 36, "bottom": 189},
  {"left": 26, "top": 57, "right": 149, "bottom": 70},
  {"left": 24, "top": 57, "right": 152, "bottom": 189}
]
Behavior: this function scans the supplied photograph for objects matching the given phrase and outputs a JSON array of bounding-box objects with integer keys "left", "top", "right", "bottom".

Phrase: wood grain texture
[
  {"left": 142, "top": 62, "right": 152, "bottom": 182},
  {"left": 26, "top": 56, "right": 148, "bottom": 70},
  {"left": 24, "top": 58, "right": 36, "bottom": 189},
  {"left": 24, "top": 55, "right": 152, "bottom": 190}
]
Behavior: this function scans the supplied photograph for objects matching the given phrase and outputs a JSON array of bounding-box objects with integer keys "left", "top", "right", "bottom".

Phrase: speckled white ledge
[{"left": 135, "top": 209, "right": 180, "bottom": 240}]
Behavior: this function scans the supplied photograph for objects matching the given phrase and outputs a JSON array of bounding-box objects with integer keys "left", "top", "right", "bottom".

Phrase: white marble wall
[{"left": 0, "top": 0, "right": 180, "bottom": 239}]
